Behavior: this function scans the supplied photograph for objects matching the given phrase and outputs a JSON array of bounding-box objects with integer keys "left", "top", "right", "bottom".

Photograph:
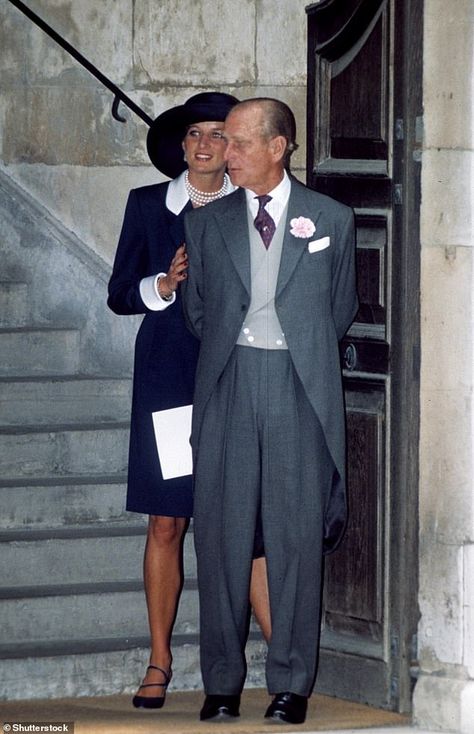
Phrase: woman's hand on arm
[{"left": 157, "top": 244, "right": 188, "bottom": 299}]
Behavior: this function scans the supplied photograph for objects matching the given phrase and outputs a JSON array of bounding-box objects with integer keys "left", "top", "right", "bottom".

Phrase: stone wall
[
  {"left": 413, "top": 2, "right": 474, "bottom": 732},
  {"left": 0, "top": 0, "right": 309, "bottom": 264}
]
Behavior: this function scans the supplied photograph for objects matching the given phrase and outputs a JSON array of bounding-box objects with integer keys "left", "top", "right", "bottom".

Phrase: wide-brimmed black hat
[{"left": 146, "top": 92, "right": 239, "bottom": 178}]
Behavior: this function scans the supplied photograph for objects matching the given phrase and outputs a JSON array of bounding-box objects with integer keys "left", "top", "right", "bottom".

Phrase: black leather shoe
[
  {"left": 200, "top": 694, "right": 241, "bottom": 721},
  {"left": 264, "top": 692, "right": 308, "bottom": 724},
  {"left": 132, "top": 665, "right": 171, "bottom": 709}
]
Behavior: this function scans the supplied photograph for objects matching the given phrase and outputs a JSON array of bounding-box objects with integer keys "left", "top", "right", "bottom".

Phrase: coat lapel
[
  {"left": 214, "top": 188, "right": 251, "bottom": 295},
  {"left": 276, "top": 182, "right": 323, "bottom": 297},
  {"left": 213, "top": 182, "right": 323, "bottom": 298}
]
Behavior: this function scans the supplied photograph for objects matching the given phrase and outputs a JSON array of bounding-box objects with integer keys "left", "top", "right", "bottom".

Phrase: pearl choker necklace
[{"left": 185, "top": 171, "right": 229, "bottom": 207}]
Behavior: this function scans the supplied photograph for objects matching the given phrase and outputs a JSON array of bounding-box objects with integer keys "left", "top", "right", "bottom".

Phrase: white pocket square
[{"left": 308, "top": 236, "right": 330, "bottom": 253}]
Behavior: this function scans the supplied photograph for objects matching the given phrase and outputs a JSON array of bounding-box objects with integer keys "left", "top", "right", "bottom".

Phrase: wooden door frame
[{"left": 388, "top": 0, "right": 423, "bottom": 711}]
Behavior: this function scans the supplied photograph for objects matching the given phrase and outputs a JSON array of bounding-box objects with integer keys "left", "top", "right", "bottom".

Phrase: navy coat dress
[{"left": 108, "top": 179, "right": 198, "bottom": 517}]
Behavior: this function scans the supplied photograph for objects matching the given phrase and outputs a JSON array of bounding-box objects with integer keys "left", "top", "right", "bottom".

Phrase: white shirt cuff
[{"left": 139, "top": 273, "right": 176, "bottom": 311}]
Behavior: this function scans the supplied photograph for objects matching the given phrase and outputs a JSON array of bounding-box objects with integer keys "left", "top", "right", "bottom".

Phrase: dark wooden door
[{"left": 306, "top": 0, "right": 422, "bottom": 712}]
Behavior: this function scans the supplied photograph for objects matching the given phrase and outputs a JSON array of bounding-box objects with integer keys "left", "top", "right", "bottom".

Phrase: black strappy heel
[{"left": 132, "top": 665, "right": 172, "bottom": 709}]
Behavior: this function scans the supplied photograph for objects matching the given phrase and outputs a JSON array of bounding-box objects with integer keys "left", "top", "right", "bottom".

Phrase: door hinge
[
  {"left": 390, "top": 674, "right": 399, "bottom": 702},
  {"left": 415, "top": 116, "right": 424, "bottom": 144},
  {"left": 410, "top": 631, "right": 420, "bottom": 682},
  {"left": 395, "top": 118, "right": 404, "bottom": 140},
  {"left": 413, "top": 115, "right": 424, "bottom": 162},
  {"left": 393, "top": 184, "right": 403, "bottom": 205}
]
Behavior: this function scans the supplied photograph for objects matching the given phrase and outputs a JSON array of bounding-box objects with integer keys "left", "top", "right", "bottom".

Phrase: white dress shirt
[{"left": 244, "top": 170, "right": 291, "bottom": 227}]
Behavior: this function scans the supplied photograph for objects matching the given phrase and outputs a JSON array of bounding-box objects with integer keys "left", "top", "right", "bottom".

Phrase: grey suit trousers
[{"left": 193, "top": 345, "right": 335, "bottom": 697}]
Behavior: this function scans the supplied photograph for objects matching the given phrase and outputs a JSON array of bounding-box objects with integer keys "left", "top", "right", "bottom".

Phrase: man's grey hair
[{"left": 231, "top": 97, "right": 299, "bottom": 169}]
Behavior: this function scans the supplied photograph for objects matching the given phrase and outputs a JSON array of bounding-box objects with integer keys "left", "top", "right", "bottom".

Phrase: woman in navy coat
[{"left": 108, "top": 93, "right": 271, "bottom": 710}]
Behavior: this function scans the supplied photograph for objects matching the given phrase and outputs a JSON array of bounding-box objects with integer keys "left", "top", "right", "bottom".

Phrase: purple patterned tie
[{"left": 254, "top": 195, "right": 275, "bottom": 249}]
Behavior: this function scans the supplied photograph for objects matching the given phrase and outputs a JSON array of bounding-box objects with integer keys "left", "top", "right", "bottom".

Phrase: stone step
[
  {"left": 0, "top": 641, "right": 202, "bottom": 700},
  {"left": 0, "top": 281, "right": 28, "bottom": 327},
  {"left": 0, "top": 423, "right": 130, "bottom": 479},
  {"left": 0, "top": 327, "right": 80, "bottom": 377},
  {"left": 0, "top": 525, "right": 197, "bottom": 587},
  {"left": 0, "top": 476, "right": 130, "bottom": 529},
  {"left": 0, "top": 376, "right": 132, "bottom": 427},
  {"left": 0, "top": 637, "right": 267, "bottom": 700},
  {"left": 0, "top": 586, "right": 200, "bottom": 645}
]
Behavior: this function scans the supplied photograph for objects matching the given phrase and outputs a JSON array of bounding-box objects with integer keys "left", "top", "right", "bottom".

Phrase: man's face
[{"left": 224, "top": 105, "right": 282, "bottom": 193}]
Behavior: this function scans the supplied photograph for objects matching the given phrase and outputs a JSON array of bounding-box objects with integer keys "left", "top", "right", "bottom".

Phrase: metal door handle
[{"left": 343, "top": 343, "right": 357, "bottom": 371}]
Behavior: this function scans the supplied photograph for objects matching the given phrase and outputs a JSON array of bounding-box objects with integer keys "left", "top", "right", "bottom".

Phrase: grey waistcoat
[{"left": 236, "top": 204, "right": 288, "bottom": 350}]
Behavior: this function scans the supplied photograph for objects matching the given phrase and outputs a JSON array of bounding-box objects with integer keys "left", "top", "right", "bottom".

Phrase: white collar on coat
[{"left": 165, "top": 170, "right": 236, "bottom": 215}]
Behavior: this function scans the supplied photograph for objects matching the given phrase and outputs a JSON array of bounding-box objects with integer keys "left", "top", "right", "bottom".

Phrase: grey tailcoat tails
[{"left": 183, "top": 179, "right": 358, "bottom": 554}]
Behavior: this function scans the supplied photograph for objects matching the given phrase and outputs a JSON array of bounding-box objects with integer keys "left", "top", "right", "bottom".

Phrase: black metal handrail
[{"left": 7, "top": 0, "right": 153, "bottom": 127}]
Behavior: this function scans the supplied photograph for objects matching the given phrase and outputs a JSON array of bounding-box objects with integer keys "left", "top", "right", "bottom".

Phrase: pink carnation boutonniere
[{"left": 289, "top": 216, "right": 316, "bottom": 239}]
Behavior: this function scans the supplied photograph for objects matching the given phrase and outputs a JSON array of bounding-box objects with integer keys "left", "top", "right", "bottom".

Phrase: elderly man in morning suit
[{"left": 182, "top": 98, "right": 358, "bottom": 725}]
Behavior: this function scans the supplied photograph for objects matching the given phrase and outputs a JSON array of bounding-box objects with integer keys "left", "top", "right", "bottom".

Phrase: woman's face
[{"left": 182, "top": 121, "right": 227, "bottom": 177}]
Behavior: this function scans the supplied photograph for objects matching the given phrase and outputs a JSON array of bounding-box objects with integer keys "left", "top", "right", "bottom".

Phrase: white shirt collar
[
  {"left": 166, "top": 171, "right": 236, "bottom": 215},
  {"left": 245, "top": 170, "right": 291, "bottom": 226},
  {"left": 165, "top": 171, "right": 190, "bottom": 214}
]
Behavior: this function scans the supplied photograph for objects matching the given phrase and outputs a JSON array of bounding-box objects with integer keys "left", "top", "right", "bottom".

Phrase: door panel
[
  {"left": 329, "top": 14, "right": 388, "bottom": 160},
  {"left": 326, "top": 391, "right": 384, "bottom": 627},
  {"left": 307, "top": 0, "right": 421, "bottom": 712}
]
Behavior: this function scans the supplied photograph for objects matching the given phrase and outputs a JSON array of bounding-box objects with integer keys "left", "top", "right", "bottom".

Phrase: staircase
[{"left": 0, "top": 170, "right": 266, "bottom": 701}]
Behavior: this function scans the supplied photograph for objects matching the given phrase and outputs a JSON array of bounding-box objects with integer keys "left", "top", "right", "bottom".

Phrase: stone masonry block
[
  {"left": 0, "top": 0, "right": 132, "bottom": 86},
  {"left": 0, "top": 328, "right": 80, "bottom": 377},
  {"left": 2, "top": 532, "right": 195, "bottom": 587},
  {"left": 133, "top": 0, "right": 256, "bottom": 86},
  {"left": 256, "top": 0, "right": 308, "bottom": 85},
  {"left": 0, "top": 426, "right": 129, "bottom": 479},
  {"left": 0, "top": 588, "right": 201, "bottom": 643},
  {"left": 465, "top": 544, "right": 474, "bottom": 677},
  {"left": 82, "top": 164, "right": 163, "bottom": 261},
  {"left": 423, "top": 0, "right": 474, "bottom": 149},
  {"left": 0, "top": 591, "right": 150, "bottom": 644},
  {"left": 419, "top": 248, "right": 474, "bottom": 544},
  {"left": 1, "top": 88, "right": 145, "bottom": 166},
  {"left": 0, "top": 482, "right": 130, "bottom": 529},
  {"left": 418, "top": 543, "right": 463, "bottom": 668},
  {"left": 0, "top": 281, "right": 28, "bottom": 327},
  {"left": 461, "top": 681, "right": 474, "bottom": 734},
  {"left": 0, "top": 377, "right": 132, "bottom": 427},
  {"left": 419, "top": 387, "right": 473, "bottom": 544},
  {"left": 420, "top": 246, "right": 473, "bottom": 392},
  {"left": 421, "top": 149, "right": 474, "bottom": 248},
  {"left": 414, "top": 674, "right": 464, "bottom": 732}
]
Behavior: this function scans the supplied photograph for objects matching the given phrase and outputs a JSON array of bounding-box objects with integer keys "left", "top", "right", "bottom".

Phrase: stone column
[{"left": 413, "top": 2, "right": 474, "bottom": 732}]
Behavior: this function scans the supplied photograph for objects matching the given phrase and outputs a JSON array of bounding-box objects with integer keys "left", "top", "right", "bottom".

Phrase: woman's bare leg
[
  {"left": 135, "top": 515, "right": 188, "bottom": 697},
  {"left": 250, "top": 556, "right": 272, "bottom": 642}
]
